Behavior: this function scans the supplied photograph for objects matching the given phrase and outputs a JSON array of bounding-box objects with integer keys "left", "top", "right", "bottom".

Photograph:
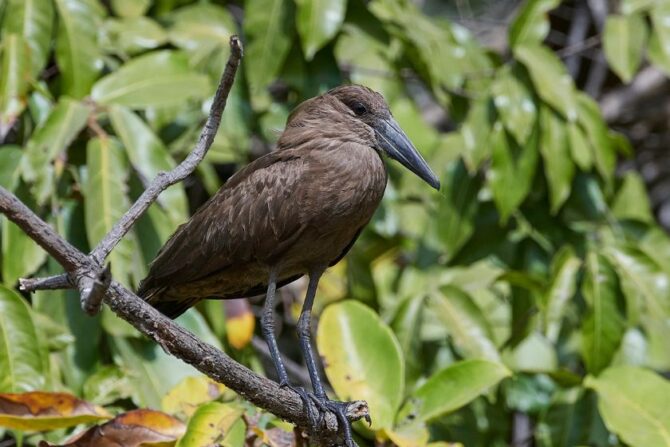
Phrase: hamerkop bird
[{"left": 138, "top": 85, "right": 439, "bottom": 444}]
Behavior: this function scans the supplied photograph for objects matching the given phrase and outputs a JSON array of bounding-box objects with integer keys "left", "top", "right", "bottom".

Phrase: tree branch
[
  {"left": 1, "top": 35, "right": 369, "bottom": 444},
  {"left": 23, "top": 36, "right": 243, "bottom": 307}
]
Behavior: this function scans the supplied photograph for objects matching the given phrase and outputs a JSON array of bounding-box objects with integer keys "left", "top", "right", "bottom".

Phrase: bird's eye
[{"left": 351, "top": 102, "right": 367, "bottom": 116}]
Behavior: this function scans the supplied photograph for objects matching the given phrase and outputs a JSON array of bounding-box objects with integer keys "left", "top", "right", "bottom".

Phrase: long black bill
[{"left": 375, "top": 117, "right": 440, "bottom": 190}]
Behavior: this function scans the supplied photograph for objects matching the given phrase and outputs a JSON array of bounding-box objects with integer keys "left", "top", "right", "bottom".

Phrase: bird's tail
[{"left": 138, "top": 286, "right": 201, "bottom": 319}]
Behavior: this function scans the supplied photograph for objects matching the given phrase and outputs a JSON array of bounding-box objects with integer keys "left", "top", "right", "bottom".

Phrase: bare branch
[
  {"left": 0, "top": 185, "right": 368, "bottom": 444},
  {"left": 1, "top": 36, "right": 369, "bottom": 443}
]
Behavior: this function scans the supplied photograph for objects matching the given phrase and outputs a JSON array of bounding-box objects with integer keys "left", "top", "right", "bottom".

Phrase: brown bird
[{"left": 138, "top": 85, "right": 439, "bottom": 444}]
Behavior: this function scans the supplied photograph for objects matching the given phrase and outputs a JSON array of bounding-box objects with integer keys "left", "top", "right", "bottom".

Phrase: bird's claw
[
  {"left": 308, "top": 394, "right": 356, "bottom": 447},
  {"left": 280, "top": 382, "right": 319, "bottom": 429}
]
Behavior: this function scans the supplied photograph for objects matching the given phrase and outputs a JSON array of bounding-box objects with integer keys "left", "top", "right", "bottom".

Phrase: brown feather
[{"left": 138, "top": 85, "right": 390, "bottom": 318}]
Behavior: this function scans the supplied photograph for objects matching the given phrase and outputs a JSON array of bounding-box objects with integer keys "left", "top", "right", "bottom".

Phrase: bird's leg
[
  {"left": 298, "top": 268, "right": 357, "bottom": 447},
  {"left": 260, "top": 267, "right": 316, "bottom": 427}
]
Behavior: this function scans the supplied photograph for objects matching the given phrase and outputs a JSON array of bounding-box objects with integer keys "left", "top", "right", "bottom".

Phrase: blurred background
[{"left": 1, "top": 0, "right": 670, "bottom": 445}]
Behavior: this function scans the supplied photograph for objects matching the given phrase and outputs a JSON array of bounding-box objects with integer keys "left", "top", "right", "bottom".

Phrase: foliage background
[{"left": 1, "top": 0, "right": 670, "bottom": 445}]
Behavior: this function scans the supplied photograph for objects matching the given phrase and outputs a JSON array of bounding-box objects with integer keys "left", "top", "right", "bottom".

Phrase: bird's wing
[{"left": 137, "top": 149, "right": 307, "bottom": 295}]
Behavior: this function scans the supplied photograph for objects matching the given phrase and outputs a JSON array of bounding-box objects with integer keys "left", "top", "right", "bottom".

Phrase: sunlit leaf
[
  {"left": 168, "top": 3, "right": 236, "bottom": 53},
  {"left": 162, "top": 376, "right": 227, "bottom": 418},
  {"left": 295, "top": 0, "right": 346, "bottom": 60},
  {"left": 488, "top": 122, "right": 539, "bottom": 222},
  {"left": 176, "top": 402, "right": 243, "bottom": 447},
  {"left": 539, "top": 106, "right": 574, "bottom": 213},
  {"left": 108, "top": 105, "right": 188, "bottom": 226},
  {"left": 581, "top": 252, "right": 625, "bottom": 375},
  {"left": 585, "top": 366, "right": 670, "bottom": 447},
  {"left": 91, "top": 51, "right": 210, "bottom": 108},
  {"left": 0, "top": 285, "right": 46, "bottom": 392},
  {"left": 22, "top": 98, "right": 91, "bottom": 204},
  {"left": 543, "top": 247, "right": 581, "bottom": 343},
  {"left": 1, "top": 0, "right": 54, "bottom": 76},
  {"left": 244, "top": 0, "right": 293, "bottom": 104},
  {"left": 460, "top": 98, "right": 494, "bottom": 170},
  {"left": 0, "top": 391, "right": 110, "bottom": 432},
  {"left": 2, "top": 218, "right": 47, "bottom": 286},
  {"left": 492, "top": 64, "right": 537, "bottom": 145},
  {"left": 0, "top": 34, "right": 30, "bottom": 137},
  {"left": 432, "top": 286, "right": 501, "bottom": 362},
  {"left": 576, "top": 94, "right": 616, "bottom": 184},
  {"left": 103, "top": 17, "right": 168, "bottom": 55},
  {"left": 317, "top": 300, "right": 404, "bottom": 431},
  {"left": 508, "top": 0, "right": 560, "bottom": 47},
  {"left": 514, "top": 43, "right": 578, "bottom": 121},
  {"left": 405, "top": 359, "right": 510, "bottom": 421},
  {"left": 648, "top": 3, "right": 670, "bottom": 74},
  {"left": 0, "top": 146, "right": 22, "bottom": 190},
  {"left": 84, "top": 137, "right": 138, "bottom": 287},
  {"left": 611, "top": 171, "right": 653, "bottom": 222},
  {"left": 54, "top": 0, "right": 105, "bottom": 98},
  {"left": 110, "top": 0, "right": 151, "bottom": 18},
  {"left": 603, "top": 13, "right": 648, "bottom": 82},
  {"left": 567, "top": 122, "right": 593, "bottom": 170}
]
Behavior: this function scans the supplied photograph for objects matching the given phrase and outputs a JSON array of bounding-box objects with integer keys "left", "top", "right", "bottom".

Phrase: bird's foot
[
  {"left": 279, "top": 382, "right": 319, "bottom": 430},
  {"left": 308, "top": 394, "right": 360, "bottom": 447}
]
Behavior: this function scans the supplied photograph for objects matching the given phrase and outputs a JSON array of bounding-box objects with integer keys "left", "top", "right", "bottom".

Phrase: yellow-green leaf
[
  {"left": 176, "top": 402, "right": 244, "bottom": 447},
  {"left": 603, "top": 13, "right": 648, "bottom": 82},
  {"left": 585, "top": 366, "right": 670, "bottom": 447},
  {"left": 295, "top": 0, "right": 346, "bottom": 60},
  {"left": 317, "top": 300, "right": 404, "bottom": 431}
]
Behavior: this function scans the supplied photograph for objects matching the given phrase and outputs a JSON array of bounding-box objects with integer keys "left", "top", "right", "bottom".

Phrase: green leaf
[
  {"left": 407, "top": 359, "right": 510, "bottom": 421},
  {"left": 2, "top": 218, "right": 47, "bottom": 286},
  {"left": 176, "top": 402, "right": 244, "bottom": 447},
  {"left": 54, "top": 0, "right": 104, "bottom": 98},
  {"left": 567, "top": 122, "right": 593, "bottom": 170},
  {"left": 603, "top": 13, "right": 648, "bottom": 82},
  {"left": 1, "top": 0, "right": 54, "bottom": 77},
  {"left": 621, "top": 0, "right": 657, "bottom": 15},
  {"left": 581, "top": 252, "right": 625, "bottom": 375},
  {"left": 488, "top": 122, "right": 539, "bottom": 222},
  {"left": 0, "top": 34, "right": 30, "bottom": 137},
  {"left": 432, "top": 286, "right": 501, "bottom": 361},
  {"left": 606, "top": 244, "right": 670, "bottom": 319},
  {"left": 168, "top": 3, "right": 236, "bottom": 53},
  {"left": 491, "top": 65, "right": 537, "bottom": 145},
  {"left": 0, "top": 146, "right": 22, "bottom": 190},
  {"left": 0, "top": 285, "right": 46, "bottom": 392},
  {"left": 576, "top": 94, "right": 616, "bottom": 184},
  {"left": 110, "top": 337, "right": 199, "bottom": 409},
  {"left": 514, "top": 44, "right": 578, "bottom": 121},
  {"left": 295, "top": 0, "right": 346, "bottom": 60},
  {"left": 22, "top": 98, "right": 91, "bottom": 204},
  {"left": 317, "top": 300, "right": 404, "bottom": 431},
  {"left": 540, "top": 106, "right": 574, "bottom": 213},
  {"left": 244, "top": 0, "right": 293, "bottom": 103},
  {"left": 543, "top": 247, "right": 581, "bottom": 343},
  {"left": 436, "top": 159, "right": 482, "bottom": 260},
  {"left": 91, "top": 50, "right": 211, "bottom": 108},
  {"left": 460, "top": 98, "right": 495, "bottom": 170},
  {"left": 84, "top": 137, "right": 136, "bottom": 287},
  {"left": 110, "top": 0, "right": 151, "bottom": 17},
  {"left": 391, "top": 296, "right": 425, "bottom": 385},
  {"left": 508, "top": 0, "right": 560, "bottom": 48},
  {"left": 647, "top": 3, "right": 670, "bottom": 75},
  {"left": 109, "top": 105, "right": 188, "bottom": 226},
  {"left": 103, "top": 17, "right": 168, "bottom": 55},
  {"left": 585, "top": 366, "right": 670, "bottom": 447},
  {"left": 611, "top": 171, "right": 653, "bottom": 222}
]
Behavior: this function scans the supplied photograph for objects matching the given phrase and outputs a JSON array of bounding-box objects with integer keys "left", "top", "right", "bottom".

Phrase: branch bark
[{"left": 0, "top": 35, "right": 369, "bottom": 445}]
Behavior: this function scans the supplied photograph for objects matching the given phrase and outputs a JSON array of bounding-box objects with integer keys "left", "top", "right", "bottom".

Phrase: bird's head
[{"left": 284, "top": 85, "right": 440, "bottom": 190}]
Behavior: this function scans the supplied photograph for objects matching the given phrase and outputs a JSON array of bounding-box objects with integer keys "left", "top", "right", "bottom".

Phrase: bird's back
[{"left": 138, "top": 140, "right": 386, "bottom": 318}]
